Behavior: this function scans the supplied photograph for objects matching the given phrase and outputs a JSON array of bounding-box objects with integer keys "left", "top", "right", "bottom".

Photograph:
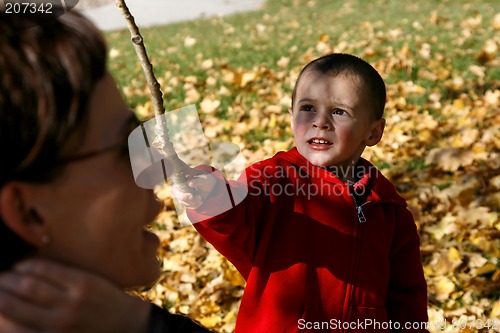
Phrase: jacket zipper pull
[
  {"left": 357, "top": 205, "right": 367, "bottom": 223},
  {"left": 349, "top": 181, "right": 367, "bottom": 223}
]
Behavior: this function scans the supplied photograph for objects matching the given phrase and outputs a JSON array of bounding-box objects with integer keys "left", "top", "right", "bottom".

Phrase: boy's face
[{"left": 289, "top": 70, "right": 385, "bottom": 169}]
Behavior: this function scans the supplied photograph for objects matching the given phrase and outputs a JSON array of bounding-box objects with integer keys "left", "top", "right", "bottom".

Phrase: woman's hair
[
  {"left": 0, "top": 9, "right": 108, "bottom": 271},
  {"left": 291, "top": 53, "right": 387, "bottom": 119}
]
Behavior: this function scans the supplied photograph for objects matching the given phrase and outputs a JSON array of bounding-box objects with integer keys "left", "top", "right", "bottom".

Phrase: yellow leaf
[
  {"left": 184, "top": 36, "right": 197, "bottom": 48},
  {"left": 199, "top": 314, "right": 222, "bottom": 328},
  {"left": 240, "top": 71, "right": 257, "bottom": 87},
  {"left": 223, "top": 311, "right": 236, "bottom": 323},
  {"left": 200, "top": 97, "right": 220, "bottom": 114},
  {"left": 268, "top": 113, "right": 277, "bottom": 129},
  {"left": 224, "top": 267, "right": 246, "bottom": 287},
  {"left": 180, "top": 272, "right": 197, "bottom": 283},
  {"left": 184, "top": 76, "right": 198, "bottom": 84},
  {"left": 477, "top": 39, "right": 498, "bottom": 64},
  {"left": 434, "top": 276, "right": 455, "bottom": 301},
  {"left": 491, "top": 299, "right": 500, "bottom": 317},
  {"left": 178, "top": 305, "right": 190, "bottom": 314},
  {"left": 448, "top": 247, "right": 461, "bottom": 261},
  {"left": 166, "top": 46, "right": 178, "bottom": 54},
  {"left": 453, "top": 99, "right": 465, "bottom": 109},
  {"left": 206, "top": 76, "right": 217, "bottom": 86},
  {"left": 425, "top": 147, "right": 475, "bottom": 171},
  {"left": 423, "top": 265, "right": 434, "bottom": 276},
  {"left": 109, "top": 47, "right": 120, "bottom": 59},
  {"left": 222, "top": 69, "right": 235, "bottom": 84},
  {"left": 426, "top": 224, "right": 447, "bottom": 241},
  {"left": 201, "top": 59, "right": 214, "bottom": 70},
  {"left": 460, "top": 128, "right": 479, "bottom": 146},
  {"left": 255, "top": 23, "right": 266, "bottom": 34},
  {"left": 419, "top": 43, "right": 431, "bottom": 58},
  {"left": 468, "top": 253, "right": 489, "bottom": 268},
  {"left": 265, "top": 105, "right": 282, "bottom": 114},
  {"left": 474, "top": 263, "right": 497, "bottom": 276},
  {"left": 184, "top": 87, "right": 200, "bottom": 104},
  {"left": 315, "top": 41, "right": 329, "bottom": 53},
  {"left": 218, "top": 85, "right": 231, "bottom": 96},
  {"left": 135, "top": 102, "right": 152, "bottom": 119},
  {"left": 277, "top": 56, "right": 290, "bottom": 68},
  {"left": 484, "top": 89, "right": 499, "bottom": 106},
  {"left": 492, "top": 269, "right": 500, "bottom": 282},
  {"left": 468, "top": 65, "right": 485, "bottom": 78},
  {"left": 460, "top": 14, "right": 482, "bottom": 29},
  {"left": 493, "top": 13, "right": 500, "bottom": 29},
  {"left": 471, "top": 142, "right": 486, "bottom": 154}
]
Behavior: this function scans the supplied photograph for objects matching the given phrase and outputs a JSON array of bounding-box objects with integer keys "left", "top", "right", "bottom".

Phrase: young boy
[{"left": 174, "top": 53, "right": 429, "bottom": 332}]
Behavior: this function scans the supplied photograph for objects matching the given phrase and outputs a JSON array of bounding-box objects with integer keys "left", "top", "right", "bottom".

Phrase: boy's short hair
[{"left": 291, "top": 53, "right": 386, "bottom": 119}]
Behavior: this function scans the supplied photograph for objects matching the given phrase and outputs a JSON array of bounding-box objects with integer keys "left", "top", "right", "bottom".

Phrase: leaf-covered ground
[{"left": 107, "top": 0, "right": 499, "bottom": 331}]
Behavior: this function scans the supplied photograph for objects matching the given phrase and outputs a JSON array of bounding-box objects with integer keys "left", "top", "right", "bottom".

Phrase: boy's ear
[
  {"left": 365, "top": 118, "right": 386, "bottom": 146},
  {"left": 0, "top": 182, "right": 49, "bottom": 247},
  {"left": 288, "top": 108, "right": 294, "bottom": 130}
]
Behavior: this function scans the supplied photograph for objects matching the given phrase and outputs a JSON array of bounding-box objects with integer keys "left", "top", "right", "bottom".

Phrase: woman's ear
[
  {"left": 365, "top": 118, "right": 386, "bottom": 147},
  {"left": 0, "top": 182, "right": 49, "bottom": 247}
]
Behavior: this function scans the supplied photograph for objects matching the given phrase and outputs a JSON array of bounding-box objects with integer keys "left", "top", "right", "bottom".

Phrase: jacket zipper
[
  {"left": 342, "top": 183, "right": 372, "bottom": 332},
  {"left": 348, "top": 183, "right": 371, "bottom": 223}
]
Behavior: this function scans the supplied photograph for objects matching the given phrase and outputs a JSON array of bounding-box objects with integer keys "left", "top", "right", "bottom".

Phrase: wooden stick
[{"left": 115, "top": 0, "right": 191, "bottom": 192}]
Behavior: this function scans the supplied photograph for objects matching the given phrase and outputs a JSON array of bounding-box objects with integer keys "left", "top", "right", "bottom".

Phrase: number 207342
[
  {"left": 437, "top": 318, "right": 500, "bottom": 331},
  {"left": 5, "top": 2, "right": 53, "bottom": 14}
]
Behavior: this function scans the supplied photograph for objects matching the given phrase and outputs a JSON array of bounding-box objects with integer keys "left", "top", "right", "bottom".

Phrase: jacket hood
[{"left": 273, "top": 147, "right": 407, "bottom": 207}]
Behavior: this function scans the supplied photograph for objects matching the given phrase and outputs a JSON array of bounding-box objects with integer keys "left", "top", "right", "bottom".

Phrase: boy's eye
[
  {"left": 332, "top": 108, "right": 347, "bottom": 116},
  {"left": 300, "top": 105, "right": 315, "bottom": 112}
]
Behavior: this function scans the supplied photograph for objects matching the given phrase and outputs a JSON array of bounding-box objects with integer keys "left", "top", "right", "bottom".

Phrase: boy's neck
[{"left": 327, "top": 163, "right": 363, "bottom": 184}]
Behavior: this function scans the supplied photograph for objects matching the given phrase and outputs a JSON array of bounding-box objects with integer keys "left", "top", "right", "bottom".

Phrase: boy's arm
[
  {"left": 386, "top": 207, "right": 430, "bottom": 332},
  {"left": 173, "top": 164, "right": 268, "bottom": 279}
]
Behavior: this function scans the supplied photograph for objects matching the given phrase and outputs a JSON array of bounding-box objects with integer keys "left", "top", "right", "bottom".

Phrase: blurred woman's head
[{"left": 0, "top": 9, "right": 162, "bottom": 287}]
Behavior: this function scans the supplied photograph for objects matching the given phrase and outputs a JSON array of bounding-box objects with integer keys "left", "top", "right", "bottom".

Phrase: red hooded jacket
[{"left": 189, "top": 148, "right": 428, "bottom": 332}]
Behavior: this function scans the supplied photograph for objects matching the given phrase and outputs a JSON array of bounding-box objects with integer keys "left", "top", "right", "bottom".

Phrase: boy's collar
[
  {"left": 277, "top": 147, "right": 407, "bottom": 206},
  {"left": 283, "top": 147, "right": 374, "bottom": 186}
]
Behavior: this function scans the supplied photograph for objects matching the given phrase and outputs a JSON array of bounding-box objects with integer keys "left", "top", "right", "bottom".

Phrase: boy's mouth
[{"left": 308, "top": 138, "right": 333, "bottom": 145}]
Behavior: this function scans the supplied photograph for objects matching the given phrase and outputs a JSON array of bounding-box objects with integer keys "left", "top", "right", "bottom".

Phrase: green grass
[{"left": 107, "top": 0, "right": 498, "bottom": 108}]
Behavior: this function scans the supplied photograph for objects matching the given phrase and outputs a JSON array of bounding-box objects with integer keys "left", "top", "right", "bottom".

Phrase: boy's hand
[{"left": 171, "top": 173, "right": 216, "bottom": 209}]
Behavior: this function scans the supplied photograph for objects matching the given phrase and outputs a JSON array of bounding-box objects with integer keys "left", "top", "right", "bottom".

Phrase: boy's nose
[{"left": 312, "top": 115, "right": 332, "bottom": 130}]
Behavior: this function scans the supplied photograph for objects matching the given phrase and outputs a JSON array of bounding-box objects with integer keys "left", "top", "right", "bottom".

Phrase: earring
[{"left": 41, "top": 235, "right": 50, "bottom": 245}]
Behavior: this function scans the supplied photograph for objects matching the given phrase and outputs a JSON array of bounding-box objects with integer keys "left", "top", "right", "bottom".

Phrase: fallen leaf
[{"left": 200, "top": 97, "right": 221, "bottom": 114}]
